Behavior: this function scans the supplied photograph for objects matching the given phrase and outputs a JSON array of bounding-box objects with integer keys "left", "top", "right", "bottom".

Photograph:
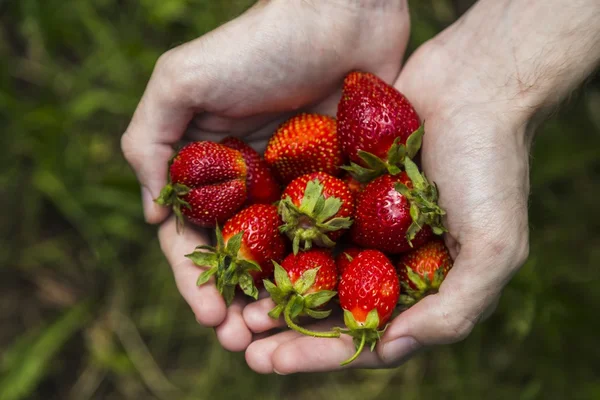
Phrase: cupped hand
[
  {"left": 243, "top": 25, "right": 535, "bottom": 374},
  {"left": 121, "top": 0, "right": 411, "bottom": 352}
]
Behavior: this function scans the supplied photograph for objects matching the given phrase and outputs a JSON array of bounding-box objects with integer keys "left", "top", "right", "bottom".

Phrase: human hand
[
  {"left": 121, "top": 0, "right": 411, "bottom": 352},
  {"left": 242, "top": 0, "right": 600, "bottom": 373}
]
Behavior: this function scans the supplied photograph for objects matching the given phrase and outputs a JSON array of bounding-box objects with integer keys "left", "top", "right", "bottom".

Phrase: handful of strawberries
[{"left": 156, "top": 71, "right": 454, "bottom": 365}]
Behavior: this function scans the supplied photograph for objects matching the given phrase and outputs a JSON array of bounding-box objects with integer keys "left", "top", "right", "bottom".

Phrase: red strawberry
[
  {"left": 264, "top": 249, "right": 340, "bottom": 338},
  {"left": 186, "top": 204, "right": 286, "bottom": 305},
  {"left": 279, "top": 172, "right": 354, "bottom": 254},
  {"left": 337, "top": 250, "right": 399, "bottom": 365},
  {"left": 335, "top": 247, "right": 363, "bottom": 276},
  {"left": 397, "top": 239, "right": 453, "bottom": 306},
  {"left": 156, "top": 141, "right": 247, "bottom": 230},
  {"left": 265, "top": 113, "right": 344, "bottom": 184},
  {"left": 221, "top": 137, "right": 281, "bottom": 205},
  {"left": 337, "top": 71, "right": 422, "bottom": 182},
  {"left": 351, "top": 163, "right": 446, "bottom": 254}
]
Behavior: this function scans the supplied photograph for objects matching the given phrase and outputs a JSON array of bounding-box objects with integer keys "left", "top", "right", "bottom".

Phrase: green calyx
[
  {"left": 279, "top": 179, "right": 353, "bottom": 255},
  {"left": 264, "top": 262, "right": 340, "bottom": 338},
  {"left": 185, "top": 225, "right": 261, "bottom": 306},
  {"left": 394, "top": 154, "right": 447, "bottom": 246},
  {"left": 155, "top": 182, "right": 191, "bottom": 233},
  {"left": 337, "top": 309, "right": 386, "bottom": 366},
  {"left": 398, "top": 265, "right": 447, "bottom": 307},
  {"left": 342, "top": 125, "right": 424, "bottom": 183}
]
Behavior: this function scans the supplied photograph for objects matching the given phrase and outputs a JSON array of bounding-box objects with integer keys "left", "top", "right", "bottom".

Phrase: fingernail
[
  {"left": 273, "top": 368, "right": 286, "bottom": 376},
  {"left": 381, "top": 336, "right": 420, "bottom": 364}
]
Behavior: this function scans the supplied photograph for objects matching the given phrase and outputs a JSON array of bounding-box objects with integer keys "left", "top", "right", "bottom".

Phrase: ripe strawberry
[
  {"left": 350, "top": 161, "right": 446, "bottom": 254},
  {"left": 335, "top": 247, "right": 363, "bottom": 276},
  {"left": 397, "top": 239, "right": 453, "bottom": 306},
  {"left": 156, "top": 141, "right": 247, "bottom": 230},
  {"left": 337, "top": 250, "right": 399, "bottom": 365},
  {"left": 337, "top": 71, "right": 422, "bottom": 182},
  {"left": 186, "top": 204, "right": 286, "bottom": 305},
  {"left": 221, "top": 137, "right": 281, "bottom": 205},
  {"left": 264, "top": 249, "right": 340, "bottom": 338},
  {"left": 279, "top": 172, "right": 354, "bottom": 254},
  {"left": 264, "top": 113, "right": 344, "bottom": 184}
]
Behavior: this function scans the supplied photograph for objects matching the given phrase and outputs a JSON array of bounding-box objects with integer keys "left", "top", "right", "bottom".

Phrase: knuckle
[
  {"left": 441, "top": 309, "right": 476, "bottom": 343},
  {"left": 153, "top": 47, "right": 199, "bottom": 105}
]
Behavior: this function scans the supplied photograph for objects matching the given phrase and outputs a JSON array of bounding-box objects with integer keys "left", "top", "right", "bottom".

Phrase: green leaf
[
  {"left": 215, "top": 224, "right": 225, "bottom": 250},
  {"left": 154, "top": 184, "right": 174, "bottom": 206},
  {"left": 240, "top": 259, "right": 262, "bottom": 272},
  {"left": 263, "top": 279, "right": 287, "bottom": 304},
  {"left": 300, "top": 179, "right": 323, "bottom": 215},
  {"left": 406, "top": 124, "right": 425, "bottom": 158},
  {"left": 292, "top": 234, "right": 301, "bottom": 255},
  {"left": 196, "top": 266, "right": 217, "bottom": 286},
  {"left": 293, "top": 267, "right": 319, "bottom": 295},
  {"left": 304, "top": 290, "right": 337, "bottom": 308},
  {"left": 315, "top": 197, "right": 342, "bottom": 222},
  {"left": 221, "top": 285, "right": 236, "bottom": 306},
  {"left": 185, "top": 251, "right": 218, "bottom": 268},
  {"left": 358, "top": 150, "right": 387, "bottom": 171},
  {"left": 343, "top": 309, "right": 360, "bottom": 330},
  {"left": 239, "top": 273, "right": 258, "bottom": 300},
  {"left": 364, "top": 309, "right": 380, "bottom": 330},
  {"left": 288, "top": 295, "right": 305, "bottom": 320},
  {"left": 273, "top": 262, "right": 293, "bottom": 293},
  {"left": 305, "top": 309, "right": 332, "bottom": 319},
  {"left": 321, "top": 217, "right": 353, "bottom": 230},
  {"left": 395, "top": 182, "right": 411, "bottom": 197},
  {"left": 225, "top": 231, "right": 243, "bottom": 256}
]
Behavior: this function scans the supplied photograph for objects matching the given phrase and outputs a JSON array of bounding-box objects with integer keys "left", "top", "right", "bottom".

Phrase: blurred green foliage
[{"left": 0, "top": 0, "right": 599, "bottom": 399}]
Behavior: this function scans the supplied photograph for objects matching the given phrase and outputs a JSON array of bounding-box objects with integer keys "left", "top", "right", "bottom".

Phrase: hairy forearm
[{"left": 442, "top": 0, "right": 600, "bottom": 111}]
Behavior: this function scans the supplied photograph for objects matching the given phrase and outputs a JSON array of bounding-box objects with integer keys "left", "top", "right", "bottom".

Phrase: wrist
[{"left": 428, "top": 0, "right": 600, "bottom": 128}]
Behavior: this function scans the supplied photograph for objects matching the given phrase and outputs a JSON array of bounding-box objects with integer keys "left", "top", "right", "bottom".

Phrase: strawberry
[
  {"left": 186, "top": 204, "right": 286, "bottom": 305},
  {"left": 337, "top": 250, "right": 399, "bottom": 365},
  {"left": 264, "top": 249, "right": 340, "bottom": 338},
  {"left": 264, "top": 113, "right": 344, "bottom": 184},
  {"left": 397, "top": 239, "right": 453, "bottom": 306},
  {"left": 155, "top": 141, "right": 247, "bottom": 230},
  {"left": 335, "top": 247, "right": 363, "bottom": 276},
  {"left": 278, "top": 172, "right": 354, "bottom": 254},
  {"left": 350, "top": 158, "right": 446, "bottom": 253},
  {"left": 337, "top": 71, "right": 422, "bottom": 182},
  {"left": 221, "top": 137, "right": 281, "bottom": 205}
]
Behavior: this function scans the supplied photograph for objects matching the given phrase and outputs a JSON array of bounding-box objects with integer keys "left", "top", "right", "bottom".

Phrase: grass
[{"left": 1, "top": 0, "right": 599, "bottom": 399}]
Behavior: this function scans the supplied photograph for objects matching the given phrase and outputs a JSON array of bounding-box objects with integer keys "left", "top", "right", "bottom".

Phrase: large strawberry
[
  {"left": 350, "top": 159, "right": 446, "bottom": 253},
  {"left": 264, "top": 113, "right": 344, "bottom": 184},
  {"left": 397, "top": 238, "right": 453, "bottom": 306},
  {"left": 185, "top": 204, "right": 286, "bottom": 305},
  {"left": 221, "top": 137, "right": 281, "bottom": 205},
  {"left": 342, "top": 173, "right": 366, "bottom": 197},
  {"left": 335, "top": 247, "right": 363, "bottom": 276},
  {"left": 279, "top": 172, "right": 354, "bottom": 254},
  {"left": 156, "top": 141, "right": 247, "bottom": 230},
  {"left": 337, "top": 250, "right": 399, "bottom": 365},
  {"left": 264, "top": 249, "right": 340, "bottom": 338},
  {"left": 337, "top": 71, "right": 422, "bottom": 182}
]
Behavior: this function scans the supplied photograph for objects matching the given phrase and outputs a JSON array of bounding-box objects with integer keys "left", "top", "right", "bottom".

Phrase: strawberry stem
[
  {"left": 283, "top": 300, "right": 340, "bottom": 339},
  {"left": 340, "top": 330, "right": 366, "bottom": 366}
]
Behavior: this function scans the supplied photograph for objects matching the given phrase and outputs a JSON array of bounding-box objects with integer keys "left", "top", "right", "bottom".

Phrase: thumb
[{"left": 377, "top": 242, "right": 523, "bottom": 365}]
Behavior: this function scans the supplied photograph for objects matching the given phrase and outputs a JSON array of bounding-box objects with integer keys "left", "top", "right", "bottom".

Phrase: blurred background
[{"left": 1, "top": 0, "right": 599, "bottom": 399}]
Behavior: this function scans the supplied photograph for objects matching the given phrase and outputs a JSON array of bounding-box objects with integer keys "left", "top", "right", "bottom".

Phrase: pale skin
[{"left": 121, "top": 0, "right": 600, "bottom": 373}]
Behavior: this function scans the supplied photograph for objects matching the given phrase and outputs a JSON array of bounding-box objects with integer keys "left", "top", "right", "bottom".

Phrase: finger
[
  {"left": 269, "top": 319, "right": 383, "bottom": 374},
  {"left": 243, "top": 298, "right": 286, "bottom": 334},
  {"left": 245, "top": 328, "right": 303, "bottom": 374},
  {"left": 158, "top": 216, "right": 227, "bottom": 327},
  {"left": 378, "top": 239, "right": 528, "bottom": 365},
  {"left": 215, "top": 296, "right": 253, "bottom": 352}
]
